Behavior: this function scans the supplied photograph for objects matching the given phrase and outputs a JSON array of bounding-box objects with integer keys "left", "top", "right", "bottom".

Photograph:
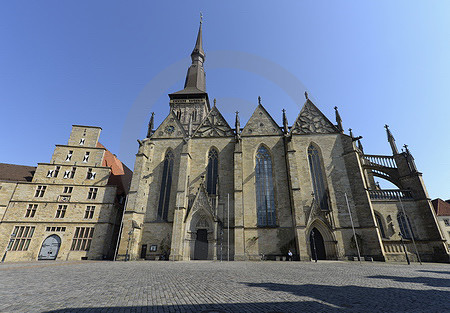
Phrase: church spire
[
  {"left": 182, "top": 15, "right": 206, "bottom": 92},
  {"left": 384, "top": 124, "right": 398, "bottom": 155}
]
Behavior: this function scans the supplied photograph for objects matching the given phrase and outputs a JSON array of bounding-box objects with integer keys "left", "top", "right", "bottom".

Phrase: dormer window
[
  {"left": 79, "top": 138, "right": 85, "bottom": 145},
  {"left": 65, "top": 150, "right": 73, "bottom": 162},
  {"left": 83, "top": 152, "right": 90, "bottom": 163}
]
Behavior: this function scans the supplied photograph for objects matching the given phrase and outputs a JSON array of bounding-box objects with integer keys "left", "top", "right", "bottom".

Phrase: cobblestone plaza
[{"left": 1, "top": 261, "right": 449, "bottom": 312}]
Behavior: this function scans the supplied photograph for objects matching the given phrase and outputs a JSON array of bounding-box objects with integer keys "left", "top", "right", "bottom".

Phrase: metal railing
[
  {"left": 369, "top": 189, "right": 413, "bottom": 200},
  {"left": 362, "top": 154, "right": 397, "bottom": 168}
]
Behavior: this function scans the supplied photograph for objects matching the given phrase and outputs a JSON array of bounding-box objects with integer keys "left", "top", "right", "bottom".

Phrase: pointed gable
[
  {"left": 151, "top": 111, "right": 187, "bottom": 139},
  {"left": 290, "top": 99, "right": 339, "bottom": 135},
  {"left": 241, "top": 104, "right": 283, "bottom": 136},
  {"left": 192, "top": 105, "right": 234, "bottom": 138}
]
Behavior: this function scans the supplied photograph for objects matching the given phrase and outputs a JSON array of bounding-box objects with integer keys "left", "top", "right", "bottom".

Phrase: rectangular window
[
  {"left": 83, "top": 152, "right": 90, "bottom": 162},
  {"left": 65, "top": 150, "right": 73, "bottom": 162},
  {"left": 46, "top": 170, "right": 54, "bottom": 178},
  {"left": 87, "top": 188, "right": 98, "bottom": 200},
  {"left": 34, "top": 186, "right": 46, "bottom": 197},
  {"left": 63, "top": 170, "right": 70, "bottom": 179},
  {"left": 84, "top": 206, "right": 95, "bottom": 219},
  {"left": 86, "top": 168, "right": 96, "bottom": 180},
  {"left": 25, "top": 204, "right": 38, "bottom": 218},
  {"left": 46, "top": 226, "right": 66, "bottom": 232},
  {"left": 71, "top": 227, "right": 94, "bottom": 251},
  {"left": 70, "top": 167, "right": 76, "bottom": 178},
  {"left": 8, "top": 226, "right": 35, "bottom": 251},
  {"left": 444, "top": 219, "right": 450, "bottom": 227},
  {"left": 63, "top": 186, "right": 73, "bottom": 194},
  {"left": 54, "top": 166, "right": 60, "bottom": 177},
  {"left": 55, "top": 205, "right": 67, "bottom": 218},
  {"left": 79, "top": 138, "right": 85, "bottom": 145}
]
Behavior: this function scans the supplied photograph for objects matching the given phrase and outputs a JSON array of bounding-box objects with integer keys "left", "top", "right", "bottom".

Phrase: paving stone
[{"left": 0, "top": 261, "right": 449, "bottom": 312}]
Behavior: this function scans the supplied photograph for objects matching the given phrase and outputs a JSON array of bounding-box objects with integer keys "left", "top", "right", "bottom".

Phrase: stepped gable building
[
  {"left": 117, "top": 21, "right": 449, "bottom": 263},
  {"left": 0, "top": 125, "right": 132, "bottom": 261},
  {"left": 432, "top": 199, "right": 450, "bottom": 251}
]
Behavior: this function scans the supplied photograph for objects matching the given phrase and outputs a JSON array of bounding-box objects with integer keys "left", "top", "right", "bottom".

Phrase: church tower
[{"left": 168, "top": 18, "right": 211, "bottom": 131}]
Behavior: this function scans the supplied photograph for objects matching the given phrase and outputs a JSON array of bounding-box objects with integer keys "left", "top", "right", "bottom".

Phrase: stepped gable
[
  {"left": 151, "top": 111, "right": 187, "bottom": 139},
  {"left": 192, "top": 105, "right": 233, "bottom": 138},
  {"left": 290, "top": 99, "right": 339, "bottom": 135},
  {"left": 241, "top": 102, "right": 283, "bottom": 136}
]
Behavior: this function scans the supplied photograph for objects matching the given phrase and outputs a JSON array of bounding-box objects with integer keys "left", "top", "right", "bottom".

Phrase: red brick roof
[
  {"left": 432, "top": 198, "right": 450, "bottom": 216},
  {"left": 96, "top": 143, "right": 132, "bottom": 194},
  {"left": 0, "top": 163, "right": 36, "bottom": 182}
]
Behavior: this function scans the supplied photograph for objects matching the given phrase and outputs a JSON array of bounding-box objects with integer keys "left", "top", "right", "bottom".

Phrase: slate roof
[
  {"left": 0, "top": 163, "right": 36, "bottom": 182},
  {"left": 432, "top": 198, "right": 450, "bottom": 216}
]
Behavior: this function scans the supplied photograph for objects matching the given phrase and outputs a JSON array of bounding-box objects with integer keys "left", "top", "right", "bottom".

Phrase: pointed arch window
[
  {"left": 375, "top": 214, "right": 387, "bottom": 238},
  {"left": 308, "top": 145, "right": 329, "bottom": 211},
  {"left": 157, "top": 150, "right": 174, "bottom": 221},
  {"left": 206, "top": 148, "right": 219, "bottom": 195},
  {"left": 255, "top": 146, "right": 276, "bottom": 227},
  {"left": 397, "top": 212, "right": 414, "bottom": 239}
]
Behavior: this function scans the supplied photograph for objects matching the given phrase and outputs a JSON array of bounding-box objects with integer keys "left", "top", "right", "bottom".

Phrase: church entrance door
[
  {"left": 194, "top": 229, "right": 208, "bottom": 260},
  {"left": 310, "top": 228, "right": 326, "bottom": 260}
]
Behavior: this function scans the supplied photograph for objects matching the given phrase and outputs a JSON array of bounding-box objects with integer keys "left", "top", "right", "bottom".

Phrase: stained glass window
[
  {"left": 308, "top": 145, "right": 329, "bottom": 211},
  {"left": 157, "top": 150, "right": 174, "bottom": 221},
  {"left": 376, "top": 214, "right": 387, "bottom": 238},
  {"left": 206, "top": 148, "right": 219, "bottom": 195},
  {"left": 397, "top": 212, "right": 414, "bottom": 239},
  {"left": 255, "top": 146, "right": 276, "bottom": 227}
]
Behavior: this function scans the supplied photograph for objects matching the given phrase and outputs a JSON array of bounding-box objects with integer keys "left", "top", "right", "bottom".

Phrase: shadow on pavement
[
  {"left": 418, "top": 269, "right": 450, "bottom": 275},
  {"left": 366, "top": 275, "right": 450, "bottom": 288},
  {"left": 44, "top": 282, "right": 450, "bottom": 313}
]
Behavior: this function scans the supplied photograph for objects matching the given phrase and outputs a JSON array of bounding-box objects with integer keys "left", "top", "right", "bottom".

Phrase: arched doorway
[
  {"left": 193, "top": 229, "right": 208, "bottom": 260},
  {"left": 38, "top": 235, "right": 61, "bottom": 260},
  {"left": 309, "top": 228, "right": 326, "bottom": 260}
]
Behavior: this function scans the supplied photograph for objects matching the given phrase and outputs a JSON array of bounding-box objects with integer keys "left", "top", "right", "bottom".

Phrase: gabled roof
[
  {"left": 241, "top": 103, "right": 283, "bottom": 136},
  {"left": 0, "top": 163, "right": 36, "bottom": 182},
  {"left": 192, "top": 105, "right": 233, "bottom": 138},
  {"left": 432, "top": 198, "right": 450, "bottom": 216},
  {"left": 151, "top": 110, "right": 187, "bottom": 139},
  {"left": 290, "top": 99, "right": 339, "bottom": 135}
]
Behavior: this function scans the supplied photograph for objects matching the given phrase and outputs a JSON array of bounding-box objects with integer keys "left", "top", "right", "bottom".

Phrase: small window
[
  {"left": 34, "top": 186, "right": 46, "bottom": 197},
  {"left": 444, "top": 219, "right": 450, "bottom": 227},
  {"left": 63, "top": 170, "right": 70, "bottom": 179},
  {"left": 55, "top": 205, "right": 67, "bottom": 218},
  {"left": 88, "top": 188, "right": 98, "bottom": 200},
  {"left": 70, "top": 167, "right": 76, "bottom": 178},
  {"left": 375, "top": 214, "right": 387, "bottom": 238},
  {"left": 65, "top": 150, "right": 73, "bottom": 162},
  {"left": 71, "top": 227, "right": 94, "bottom": 251},
  {"left": 46, "top": 170, "right": 54, "bottom": 178},
  {"left": 83, "top": 152, "right": 90, "bottom": 162},
  {"left": 54, "top": 166, "right": 60, "bottom": 177},
  {"left": 79, "top": 138, "right": 85, "bottom": 145},
  {"left": 25, "top": 204, "right": 38, "bottom": 218},
  {"left": 63, "top": 186, "right": 73, "bottom": 194},
  {"left": 84, "top": 206, "right": 95, "bottom": 219},
  {"left": 86, "top": 168, "right": 96, "bottom": 180},
  {"left": 8, "top": 226, "right": 35, "bottom": 251}
]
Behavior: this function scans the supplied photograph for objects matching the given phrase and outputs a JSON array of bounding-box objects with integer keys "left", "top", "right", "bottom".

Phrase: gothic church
[{"left": 117, "top": 21, "right": 449, "bottom": 262}]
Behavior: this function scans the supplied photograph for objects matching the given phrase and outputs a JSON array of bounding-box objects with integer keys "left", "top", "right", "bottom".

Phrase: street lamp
[
  {"left": 1, "top": 233, "right": 16, "bottom": 263},
  {"left": 125, "top": 229, "right": 134, "bottom": 262}
]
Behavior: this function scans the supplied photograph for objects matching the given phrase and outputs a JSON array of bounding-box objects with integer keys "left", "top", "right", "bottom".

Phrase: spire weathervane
[
  {"left": 200, "top": 12, "right": 203, "bottom": 24},
  {"left": 304, "top": 91, "right": 309, "bottom": 100}
]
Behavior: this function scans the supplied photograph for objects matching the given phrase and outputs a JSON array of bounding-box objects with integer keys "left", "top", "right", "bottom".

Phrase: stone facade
[
  {"left": 117, "top": 23, "right": 449, "bottom": 263},
  {"left": 432, "top": 198, "right": 450, "bottom": 252},
  {"left": 0, "top": 126, "right": 132, "bottom": 262}
]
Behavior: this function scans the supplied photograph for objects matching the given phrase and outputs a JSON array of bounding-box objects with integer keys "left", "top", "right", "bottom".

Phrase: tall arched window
[
  {"left": 206, "top": 148, "right": 219, "bottom": 195},
  {"left": 255, "top": 146, "right": 276, "bottom": 227},
  {"left": 397, "top": 212, "right": 414, "bottom": 239},
  {"left": 308, "top": 145, "right": 329, "bottom": 211},
  {"left": 157, "top": 150, "right": 174, "bottom": 221},
  {"left": 375, "top": 214, "right": 387, "bottom": 238}
]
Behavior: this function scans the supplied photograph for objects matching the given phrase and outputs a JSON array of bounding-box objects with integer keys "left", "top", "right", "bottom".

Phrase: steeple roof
[{"left": 170, "top": 20, "right": 207, "bottom": 97}]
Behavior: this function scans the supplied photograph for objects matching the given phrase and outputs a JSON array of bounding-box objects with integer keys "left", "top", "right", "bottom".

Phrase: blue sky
[{"left": 1, "top": 1, "right": 449, "bottom": 199}]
